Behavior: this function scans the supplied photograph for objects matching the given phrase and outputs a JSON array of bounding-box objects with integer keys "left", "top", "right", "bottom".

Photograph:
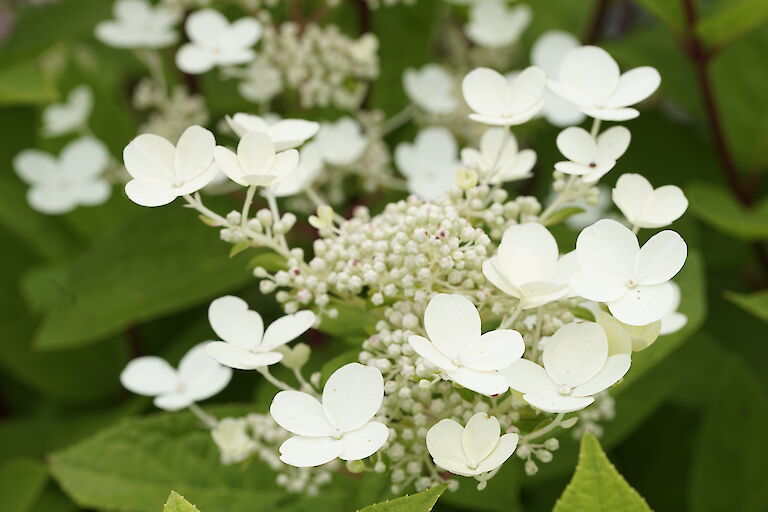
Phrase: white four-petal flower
[
  {"left": 268, "top": 142, "right": 324, "bottom": 198},
  {"left": 426, "top": 412, "right": 519, "bottom": 477},
  {"left": 205, "top": 295, "right": 316, "bottom": 370},
  {"left": 612, "top": 173, "right": 688, "bottom": 229},
  {"left": 530, "top": 30, "right": 585, "bottom": 127},
  {"left": 314, "top": 118, "right": 368, "bottom": 167},
  {"left": 547, "top": 45, "right": 661, "bottom": 121},
  {"left": 555, "top": 126, "right": 631, "bottom": 183},
  {"left": 14, "top": 137, "right": 111, "bottom": 214},
  {"left": 483, "top": 223, "right": 579, "bottom": 309},
  {"left": 571, "top": 219, "right": 687, "bottom": 326},
  {"left": 176, "top": 9, "right": 261, "bottom": 74},
  {"left": 270, "top": 363, "right": 389, "bottom": 467},
  {"left": 465, "top": 0, "right": 532, "bottom": 49},
  {"left": 225, "top": 113, "right": 319, "bottom": 151},
  {"left": 95, "top": 0, "right": 178, "bottom": 49},
  {"left": 123, "top": 125, "right": 220, "bottom": 207},
  {"left": 461, "top": 128, "right": 536, "bottom": 184},
  {"left": 462, "top": 66, "right": 546, "bottom": 126},
  {"left": 408, "top": 294, "right": 525, "bottom": 396},
  {"left": 42, "top": 85, "right": 93, "bottom": 137},
  {"left": 120, "top": 343, "right": 232, "bottom": 411},
  {"left": 403, "top": 64, "right": 458, "bottom": 115},
  {"left": 213, "top": 131, "right": 299, "bottom": 187},
  {"left": 504, "top": 322, "right": 630, "bottom": 413},
  {"left": 395, "top": 126, "right": 461, "bottom": 200}
]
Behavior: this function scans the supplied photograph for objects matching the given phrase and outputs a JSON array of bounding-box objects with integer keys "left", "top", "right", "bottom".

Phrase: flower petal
[
  {"left": 261, "top": 310, "right": 316, "bottom": 351},
  {"left": 175, "top": 43, "right": 215, "bottom": 74},
  {"left": 462, "top": 67, "right": 512, "bottom": 117},
  {"left": 123, "top": 133, "right": 175, "bottom": 181},
  {"left": 504, "top": 358, "right": 558, "bottom": 394},
  {"left": 322, "top": 363, "right": 384, "bottom": 433},
  {"left": 339, "top": 421, "right": 389, "bottom": 461},
  {"left": 543, "top": 322, "right": 608, "bottom": 388},
  {"left": 556, "top": 127, "right": 596, "bottom": 164},
  {"left": 206, "top": 341, "right": 281, "bottom": 370},
  {"left": 186, "top": 8, "right": 228, "bottom": 45},
  {"left": 523, "top": 393, "right": 594, "bottom": 413},
  {"left": 639, "top": 185, "right": 688, "bottom": 228},
  {"left": 407, "top": 334, "right": 455, "bottom": 371},
  {"left": 208, "top": 295, "right": 263, "bottom": 349},
  {"left": 279, "top": 436, "right": 342, "bottom": 467},
  {"left": 59, "top": 137, "right": 109, "bottom": 178},
  {"left": 213, "top": 146, "right": 246, "bottom": 186},
  {"left": 424, "top": 294, "right": 481, "bottom": 359},
  {"left": 572, "top": 354, "right": 631, "bottom": 397},
  {"left": 558, "top": 46, "right": 620, "bottom": 104},
  {"left": 608, "top": 283, "right": 674, "bottom": 326},
  {"left": 154, "top": 392, "right": 193, "bottom": 411},
  {"left": 269, "top": 119, "right": 320, "bottom": 150},
  {"left": 603, "top": 67, "right": 661, "bottom": 108},
  {"left": 270, "top": 390, "right": 336, "bottom": 436},
  {"left": 120, "top": 356, "right": 177, "bottom": 396},
  {"left": 575, "top": 219, "right": 638, "bottom": 281},
  {"left": 447, "top": 367, "right": 509, "bottom": 396},
  {"left": 124, "top": 179, "right": 177, "bottom": 207},
  {"left": 13, "top": 150, "right": 58, "bottom": 184},
  {"left": 612, "top": 173, "right": 653, "bottom": 225},
  {"left": 238, "top": 131, "right": 275, "bottom": 176},
  {"left": 508, "top": 66, "right": 547, "bottom": 114},
  {"left": 178, "top": 343, "right": 232, "bottom": 400},
  {"left": 570, "top": 271, "right": 627, "bottom": 302},
  {"left": 635, "top": 230, "right": 687, "bottom": 285},
  {"left": 174, "top": 125, "right": 215, "bottom": 181},
  {"left": 476, "top": 432, "right": 519, "bottom": 474},
  {"left": 462, "top": 413, "right": 500, "bottom": 466},
  {"left": 426, "top": 418, "right": 467, "bottom": 467},
  {"left": 596, "top": 125, "right": 631, "bottom": 161},
  {"left": 462, "top": 329, "right": 525, "bottom": 371}
]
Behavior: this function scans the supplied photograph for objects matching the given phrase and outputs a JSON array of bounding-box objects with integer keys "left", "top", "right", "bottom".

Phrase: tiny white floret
[
  {"left": 403, "top": 64, "right": 458, "bottom": 115},
  {"left": 461, "top": 128, "right": 536, "bottom": 184},
  {"left": 395, "top": 126, "right": 461, "bottom": 200},
  {"left": 205, "top": 295, "right": 316, "bottom": 370},
  {"left": 426, "top": 412, "right": 519, "bottom": 477},
  {"left": 270, "top": 363, "right": 389, "bottom": 467},
  {"left": 465, "top": 0, "right": 532, "bottom": 49},
  {"left": 314, "top": 118, "right": 368, "bottom": 167},
  {"left": 408, "top": 294, "right": 525, "bottom": 396},
  {"left": 42, "top": 85, "right": 93, "bottom": 137},
  {"left": 555, "top": 126, "right": 631, "bottom": 183},
  {"left": 612, "top": 173, "right": 688, "bottom": 229},
  {"left": 120, "top": 343, "right": 232, "bottom": 411},
  {"left": 95, "top": 0, "right": 178, "bottom": 49},
  {"left": 213, "top": 131, "right": 299, "bottom": 187},
  {"left": 462, "top": 66, "right": 546, "bottom": 126}
]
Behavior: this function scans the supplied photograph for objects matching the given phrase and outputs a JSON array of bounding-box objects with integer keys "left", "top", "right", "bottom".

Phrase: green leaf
[
  {"left": 725, "top": 289, "right": 768, "bottom": 323},
  {"left": 50, "top": 405, "right": 373, "bottom": 512},
  {"left": 686, "top": 182, "right": 768, "bottom": 240},
  {"left": 541, "top": 207, "right": 585, "bottom": 227},
  {"left": 632, "top": 0, "right": 685, "bottom": 32},
  {"left": 697, "top": 0, "right": 768, "bottom": 49},
  {"left": 357, "top": 485, "right": 446, "bottom": 512},
  {"left": 30, "top": 206, "right": 252, "bottom": 350},
  {"left": 0, "top": 61, "right": 56, "bottom": 105},
  {"left": 689, "top": 357, "right": 768, "bottom": 511},
  {"left": 553, "top": 433, "right": 651, "bottom": 512},
  {"left": 163, "top": 492, "right": 200, "bottom": 512},
  {"left": 0, "top": 457, "right": 48, "bottom": 512}
]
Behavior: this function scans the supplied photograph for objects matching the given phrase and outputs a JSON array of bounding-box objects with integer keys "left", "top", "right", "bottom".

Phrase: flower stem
[
  {"left": 188, "top": 402, "right": 218, "bottom": 429},
  {"left": 521, "top": 412, "right": 565, "bottom": 442},
  {"left": 241, "top": 185, "right": 256, "bottom": 229},
  {"left": 257, "top": 366, "right": 294, "bottom": 392}
]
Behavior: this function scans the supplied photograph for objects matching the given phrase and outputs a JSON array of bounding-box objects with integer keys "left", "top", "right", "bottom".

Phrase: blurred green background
[{"left": 0, "top": 0, "right": 767, "bottom": 511}]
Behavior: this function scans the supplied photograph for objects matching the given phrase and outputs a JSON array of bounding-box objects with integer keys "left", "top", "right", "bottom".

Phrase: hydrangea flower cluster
[{"left": 14, "top": 0, "right": 691, "bottom": 501}]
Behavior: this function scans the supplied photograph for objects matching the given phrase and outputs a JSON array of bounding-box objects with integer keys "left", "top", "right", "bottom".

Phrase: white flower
[
  {"left": 95, "top": 0, "right": 177, "bottom": 49},
  {"left": 120, "top": 343, "right": 232, "bottom": 411},
  {"left": 504, "top": 322, "right": 630, "bottom": 413},
  {"left": 462, "top": 66, "right": 546, "bottom": 126},
  {"left": 14, "top": 137, "right": 111, "bottom": 214},
  {"left": 123, "top": 125, "right": 220, "bottom": 207},
  {"left": 212, "top": 417, "right": 258, "bottom": 464},
  {"left": 571, "top": 219, "right": 687, "bottom": 326},
  {"left": 270, "top": 363, "right": 389, "bottom": 467},
  {"left": 403, "top": 64, "right": 457, "bottom": 114},
  {"left": 176, "top": 9, "right": 261, "bottom": 74},
  {"left": 225, "top": 113, "right": 319, "bottom": 151},
  {"left": 42, "top": 85, "right": 93, "bottom": 137},
  {"left": 205, "top": 295, "right": 315, "bottom": 370},
  {"left": 315, "top": 118, "right": 368, "bottom": 167},
  {"left": 465, "top": 0, "right": 532, "bottom": 49},
  {"left": 461, "top": 128, "right": 536, "bottom": 184},
  {"left": 483, "top": 223, "right": 579, "bottom": 309},
  {"left": 426, "top": 412, "right": 519, "bottom": 477},
  {"left": 547, "top": 45, "right": 661, "bottom": 121},
  {"left": 407, "top": 294, "right": 524, "bottom": 395},
  {"left": 530, "top": 30, "right": 585, "bottom": 127},
  {"left": 661, "top": 281, "right": 687, "bottom": 335},
  {"left": 213, "top": 131, "right": 299, "bottom": 187},
  {"left": 395, "top": 126, "right": 461, "bottom": 200},
  {"left": 555, "top": 126, "right": 631, "bottom": 183},
  {"left": 269, "top": 142, "right": 324, "bottom": 198},
  {"left": 612, "top": 173, "right": 688, "bottom": 229}
]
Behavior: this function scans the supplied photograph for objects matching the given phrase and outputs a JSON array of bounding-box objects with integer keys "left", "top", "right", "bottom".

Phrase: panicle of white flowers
[{"left": 255, "top": 18, "right": 379, "bottom": 109}]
